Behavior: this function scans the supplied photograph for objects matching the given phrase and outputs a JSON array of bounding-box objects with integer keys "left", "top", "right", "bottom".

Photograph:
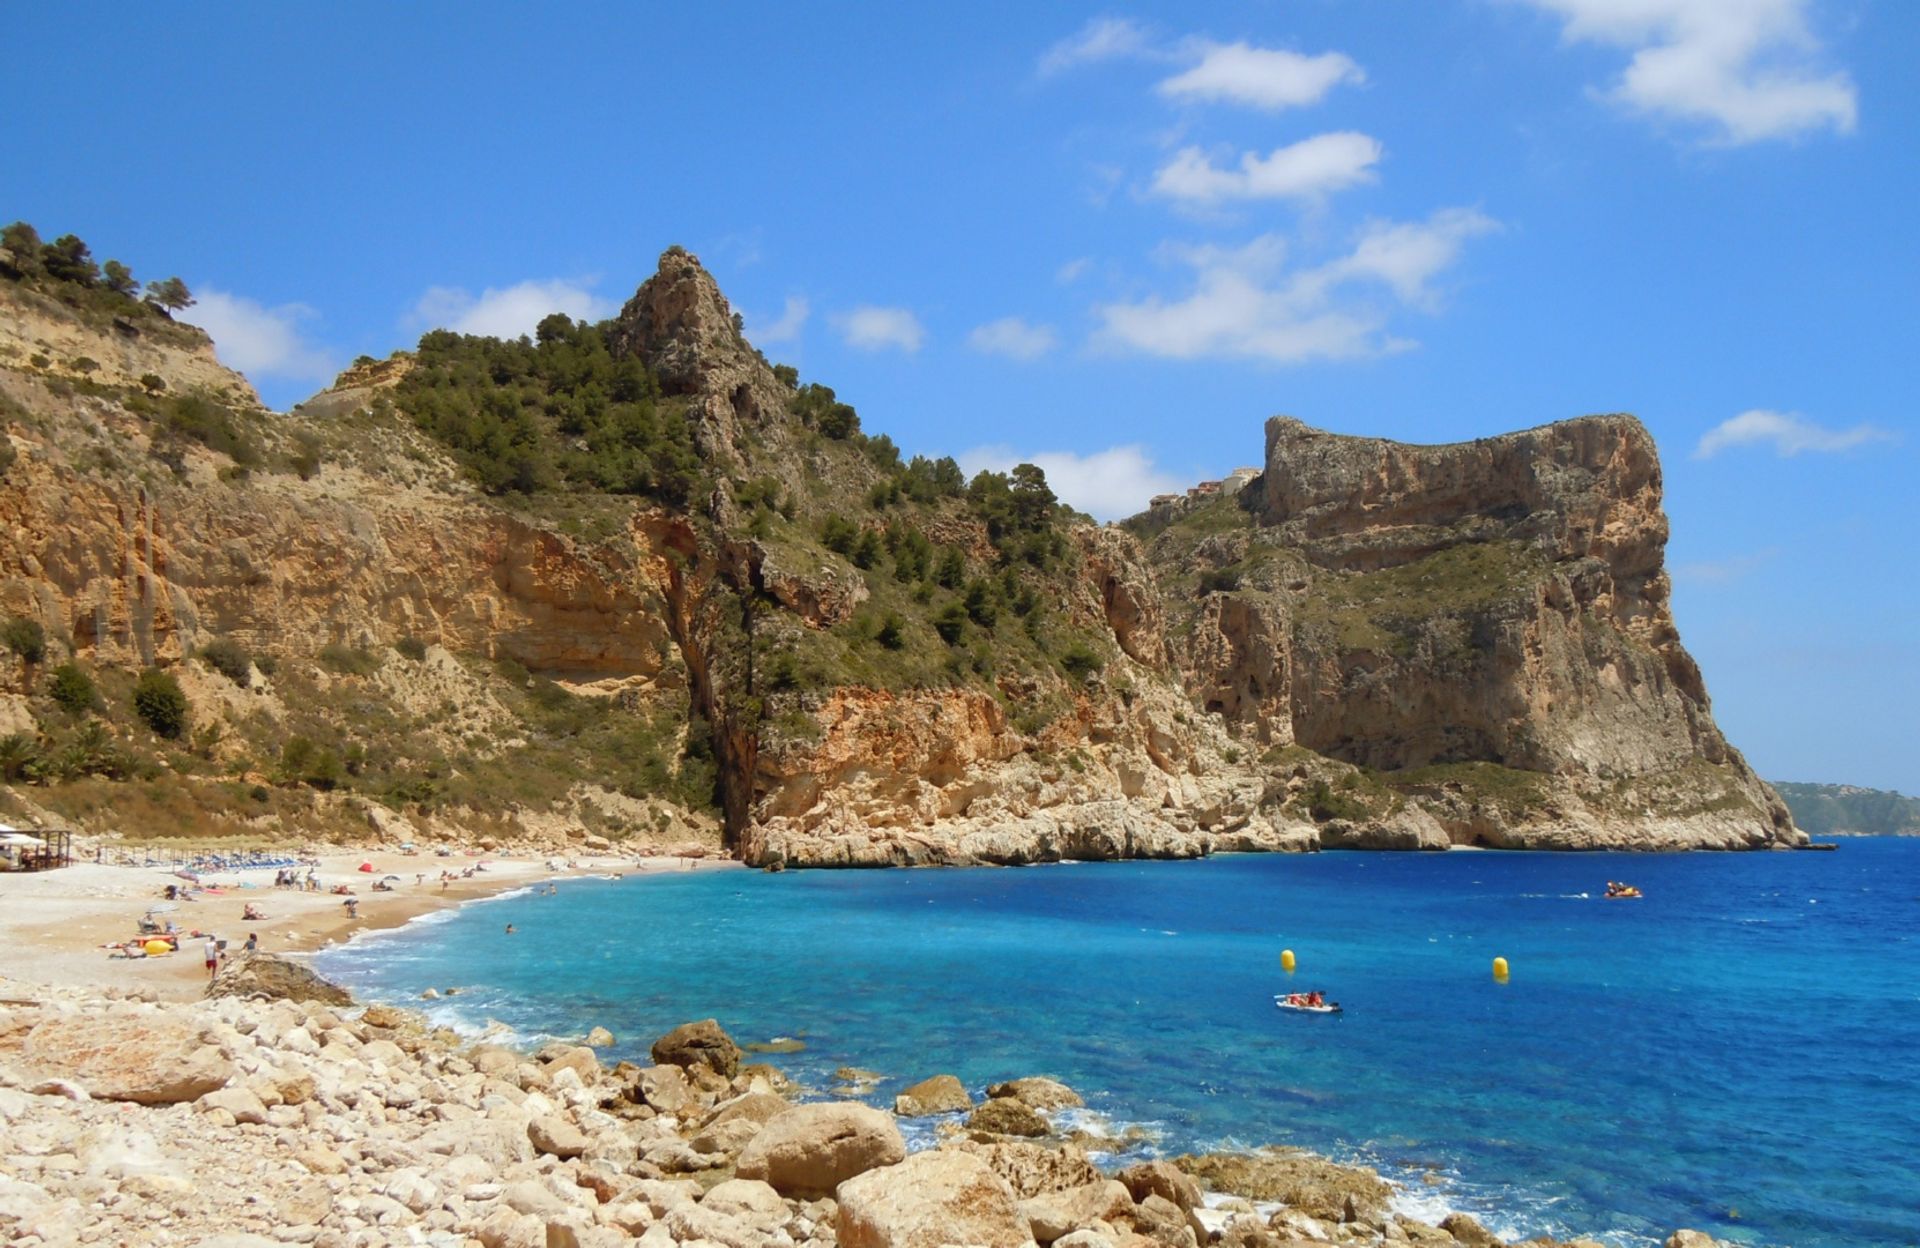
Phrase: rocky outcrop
[
  {"left": 206, "top": 952, "right": 352, "bottom": 1006},
  {"left": 1152, "top": 417, "right": 1802, "bottom": 851}
]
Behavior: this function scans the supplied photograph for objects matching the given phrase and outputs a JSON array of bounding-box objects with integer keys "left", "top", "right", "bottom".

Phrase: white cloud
[
  {"left": 1092, "top": 209, "right": 1498, "bottom": 364},
  {"left": 1040, "top": 17, "right": 1153, "bottom": 75},
  {"left": 834, "top": 305, "right": 926, "bottom": 353},
  {"left": 745, "top": 295, "right": 809, "bottom": 345},
  {"left": 1157, "top": 41, "right": 1363, "bottom": 110},
  {"left": 1520, "top": 0, "right": 1857, "bottom": 143},
  {"left": 189, "top": 288, "right": 337, "bottom": 382},
  {"left": 958, "top": 443, "right": 1185, "bottom": 522},
  {"left": 411, "top": 278, "right": 614, "bottom": 339},
  {"left": 1056, "top": 257, "right": 1093, "bottom": 284},
  {"left": 967, "top": 317, "right": 1060, "bottom": 361},
  {"left": 1152, "top": 132, "right": 1382, "bottom": 204},
  {"left": 1693, "top": 409, "right": 1893, "bottom": 459}
]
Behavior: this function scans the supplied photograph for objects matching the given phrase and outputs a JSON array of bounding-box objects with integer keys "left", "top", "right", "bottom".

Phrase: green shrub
[
  {"left": 933, "top": 603, "right": 967, "bottom": 646},
  {"left": 395, "top": 636, "right": 429, "bottom": 661},
  {"left": 0, "top": 732, "right": 39, "bottom": 782},
  {"left": 875, "top": 613, "right": 906, "bottom": 650},
  {"left": 132, "top": 669, "right": 189, "bottom": 738},
  {"left": 162, "top": 394, "right": 259, "bottom": 466},
  {"left": 2, "top": 617, "right": 45, "bottom": 665},
  {"left": 139, "top": 373, "right": 166, "bottom": 394},
  {"left": 319, "top": 643, "right": 382, "bottom": 676},
  {"left": 1060, "top": 643, "right": 1104, "bottom": 683},
  {"left": 1303, "top": 779, "right": 1372, "bottom": 823},
  {"left": 198, "top": 637, "right": 252, "bottom": 685},
  {"left": 49, "top": 663, "right": 99, "bottom": 714}
]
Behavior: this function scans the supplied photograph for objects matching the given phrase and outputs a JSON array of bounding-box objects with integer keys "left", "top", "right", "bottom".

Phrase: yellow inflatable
[
  {"left": 1280, "top": 948, "right": 1297, "bottom": 972},
  {"left": 143, "top": 939, "right": 172, "bottom": 957},
  {"left": 1492, "top": 956, "right": 1510, "bottom": 981}
]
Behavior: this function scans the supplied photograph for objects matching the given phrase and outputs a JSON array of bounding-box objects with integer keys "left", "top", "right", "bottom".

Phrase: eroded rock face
[{"left": 1156, "top": 416, "right": 1802, "bottom": 851}]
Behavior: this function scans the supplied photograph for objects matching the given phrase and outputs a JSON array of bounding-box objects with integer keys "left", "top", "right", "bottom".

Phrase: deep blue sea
[{"left": 316, "top": 841, "right": 1920, "bottom": 1248}]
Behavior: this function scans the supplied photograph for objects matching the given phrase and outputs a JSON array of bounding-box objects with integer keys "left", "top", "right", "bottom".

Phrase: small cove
[{"left": 316, "top": 840, "right": 1920, "bottom": 1248}]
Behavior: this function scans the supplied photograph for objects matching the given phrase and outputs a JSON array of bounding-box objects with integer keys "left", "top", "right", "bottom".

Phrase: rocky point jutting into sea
[{"left": 0, "top": 235, "right": 1799, "bottom": 864}]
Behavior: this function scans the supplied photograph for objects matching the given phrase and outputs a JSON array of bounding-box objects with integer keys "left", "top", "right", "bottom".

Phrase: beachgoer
[
  {"left": 204, "top": 937, "right": 219, "bottom": 979},
  {"left": 344, "top": 898, "right": 358, "bottom": 919},
  {"left": 504, "top": 924, "right": 516, "bottom": 935},
  {"left": 243, "top": 932, "right": 258, "bottom": 954}
]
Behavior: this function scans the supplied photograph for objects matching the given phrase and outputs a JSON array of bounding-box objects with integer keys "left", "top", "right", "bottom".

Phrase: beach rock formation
[{"left": 206, "top": 952, "right": 352, "bottom": 1006}]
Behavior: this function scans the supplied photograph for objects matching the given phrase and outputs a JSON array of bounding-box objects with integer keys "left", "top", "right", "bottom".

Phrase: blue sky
[{"left": 7, "top": 2, "right": 1915, "bottom": 793}]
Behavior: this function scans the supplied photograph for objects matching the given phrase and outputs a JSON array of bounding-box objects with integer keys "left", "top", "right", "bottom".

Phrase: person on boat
[{"left": 1307, "top": 991, "right": 1324, "bottom": 1007}]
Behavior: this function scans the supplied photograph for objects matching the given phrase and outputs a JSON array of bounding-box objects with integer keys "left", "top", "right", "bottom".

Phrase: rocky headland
[
  {"left": 0, "top": 963, "right": 1739, "bottom": 1248},
  {"left": 0, "top": 228, "right": 1801, "bottom": 863}
]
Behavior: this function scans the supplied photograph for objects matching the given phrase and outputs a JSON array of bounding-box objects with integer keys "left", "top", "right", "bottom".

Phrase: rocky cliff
[
  {"left": 1136, "top": 417, "right": 1800, "bottom": 850},
  {"left": 0, "top": 236, "right": 1799, "bottom": 858}
]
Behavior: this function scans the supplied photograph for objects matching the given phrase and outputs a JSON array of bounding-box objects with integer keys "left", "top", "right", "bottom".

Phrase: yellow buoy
[
  {"left": 143, "top": 939, "right": 172, "bottom": 957},
  {"left": 1280, "top": 949, "right": 1296, "bottom": 973},
  {"left": 1492, "top": 956, "right": 1510, "bottom": 982}
]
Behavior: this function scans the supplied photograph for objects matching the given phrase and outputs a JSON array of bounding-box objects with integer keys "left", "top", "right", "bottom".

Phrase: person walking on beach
[
  {"left": 204, "top": 936, "right": 219, "bottom": 979},
  {"left": 343, "top": 898, "right": 358, "bottom": 919}
]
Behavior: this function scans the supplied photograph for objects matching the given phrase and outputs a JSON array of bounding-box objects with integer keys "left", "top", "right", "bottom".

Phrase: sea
[{"left": 315, "top": 839, "right": 1920, "bottom": 1248}]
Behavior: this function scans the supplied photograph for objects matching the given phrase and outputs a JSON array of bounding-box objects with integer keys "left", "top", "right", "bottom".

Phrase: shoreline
[
  {"left": 0, "top": 849, "right": 1762, "bottom": 1248},
  {"left": 0, "top": 844, "right": 742, "bottom": 1003}
]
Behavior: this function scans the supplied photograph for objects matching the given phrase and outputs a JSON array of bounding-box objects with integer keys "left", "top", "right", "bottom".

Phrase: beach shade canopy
[
  {"left": 358, "top": 862, "right": 373, "bottom": 872},
  {"left": 0, "top": 831, "right": 44, "bottom": 847}
]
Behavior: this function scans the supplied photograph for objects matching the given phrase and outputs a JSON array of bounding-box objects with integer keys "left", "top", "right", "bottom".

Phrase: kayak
[
  {"left": 1274, "top": 997, "right": 1342, "bottom": 1014},
  {"left": 1605, "top": 889, "right": 1643, "bottom": 899}
]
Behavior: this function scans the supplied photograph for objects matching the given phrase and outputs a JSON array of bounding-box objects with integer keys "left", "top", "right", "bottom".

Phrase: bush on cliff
[
  {"left": 49, "top": 663, "right": 100, "bottom": 715},
  {"left": 198, "top": 637, "right": 252, "bottom": 686},
  {"left": 3, "top": 616, "right": 46, "bottom": 666},
  {"left": 132, "top": 669, "right": 189, "bottom": 739}
]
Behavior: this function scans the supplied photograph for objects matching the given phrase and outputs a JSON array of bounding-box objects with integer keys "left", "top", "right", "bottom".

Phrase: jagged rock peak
[
  {"left": 608, "top": 246, "right": 753, "bottom": 397},
  {"left": 1257, "top": 413, "right": 1664, "bottom": 572}
]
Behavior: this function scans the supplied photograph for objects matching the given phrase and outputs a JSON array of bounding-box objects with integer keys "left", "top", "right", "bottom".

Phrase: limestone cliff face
[
  {"left": 604, "top": 256, "right": 1271, "bottom": 866},
  {"left": 0, "top": 255, "right": 1799, "bottom": 858},
  {"left": 1148, "top": 417, "right": 1800, "bottom": 850}
]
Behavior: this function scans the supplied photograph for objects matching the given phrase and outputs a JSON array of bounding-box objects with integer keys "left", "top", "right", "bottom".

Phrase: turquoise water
[{"left": 316, "top": 841, "right": 1920, "bottom": 1247}]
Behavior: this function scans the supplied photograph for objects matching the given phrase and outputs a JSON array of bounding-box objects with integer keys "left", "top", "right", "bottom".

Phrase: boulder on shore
[
  {"left": 968, "top": 1096, "right": 1050, "bottom": 1138},
  {"left": 735, "top": 1102, "right": 905, "bottom": 1198},
  {"left": 985, "top": 1077, "right": 1083, "bottom": 1111},
  {"left": 836, "top": 1147, "right": 1032, "bottom": 1248},
  {"left": 206, "top": 953, "right": 352, "bottom": 1006},
  {"left": 650, "top": 1018, "right": 742, "bottom": 1078},
  {"left": 894, "top": 1073, "right": 973, "bottom": 1117},
  {"left": 21, "top": 1014, "right": 232, "bottom": 1105}
]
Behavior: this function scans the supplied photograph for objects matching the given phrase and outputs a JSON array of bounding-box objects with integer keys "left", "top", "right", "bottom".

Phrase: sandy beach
[{"left": 0, "top": 845, "right": 742, "bottom": 1002}]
